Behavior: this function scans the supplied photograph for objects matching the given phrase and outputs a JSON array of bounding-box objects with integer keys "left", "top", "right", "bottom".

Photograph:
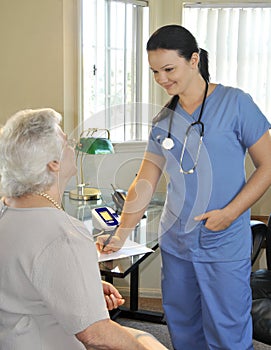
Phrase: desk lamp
[{"left": 69, "top": 128, "right": 114, "bottom": 201}]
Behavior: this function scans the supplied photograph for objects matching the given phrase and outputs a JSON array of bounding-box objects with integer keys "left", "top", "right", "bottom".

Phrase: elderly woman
[{"left": 0, "top": 108, "right": 167, "bottom": 350}]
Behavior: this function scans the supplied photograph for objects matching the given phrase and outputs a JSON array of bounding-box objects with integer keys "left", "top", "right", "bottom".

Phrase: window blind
[{"left": 183, "top": 5, "right": 271, "bottom": 120}]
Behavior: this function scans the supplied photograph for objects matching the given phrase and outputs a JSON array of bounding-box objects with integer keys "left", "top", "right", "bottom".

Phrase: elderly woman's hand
[{"left": 102, "top": 281, "right": 125, "bottom": 310}]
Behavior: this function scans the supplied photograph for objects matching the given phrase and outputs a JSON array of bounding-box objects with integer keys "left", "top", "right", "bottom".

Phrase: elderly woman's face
[{"left": 57, "top": 126, "right": 77, "bottom": 181}]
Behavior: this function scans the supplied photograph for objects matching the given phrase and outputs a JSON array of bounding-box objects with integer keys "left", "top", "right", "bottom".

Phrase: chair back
[
  {"left": 266, "top": 216, "right": 271, "bottom": 270},
  {"left": 251, "top": 221, "right": 267, "bottom": 267}
]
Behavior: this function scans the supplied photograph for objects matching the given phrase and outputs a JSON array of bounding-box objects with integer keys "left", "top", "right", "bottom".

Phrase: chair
[
  {"left": 250, "top": 217, "right": 271, "bottom": 345},
  {"left": 251, "top": 220, "right": 268, "bottom": 267}
]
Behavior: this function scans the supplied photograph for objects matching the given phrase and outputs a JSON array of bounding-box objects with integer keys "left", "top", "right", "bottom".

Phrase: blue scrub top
[{"left": 146, "top": 84, "right": 270, "bottom": 262}]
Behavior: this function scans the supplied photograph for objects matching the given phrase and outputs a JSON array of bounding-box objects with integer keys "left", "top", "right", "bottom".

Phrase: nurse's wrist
[
  {"left": 222, "top": 205, "right": 239, "bottom": 223},
  {"left": 115, "top": 225, "right": 132, "bottom": 243}
]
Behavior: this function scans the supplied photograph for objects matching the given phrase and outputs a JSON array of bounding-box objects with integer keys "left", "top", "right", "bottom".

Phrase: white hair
[{"left": 0, "top": 108, "right": 63, "bottom": 197}]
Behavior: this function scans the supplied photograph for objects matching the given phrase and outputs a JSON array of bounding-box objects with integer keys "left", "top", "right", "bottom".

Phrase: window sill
[{"left": 113, "top": 141, "right": 147, "bottom": 153}]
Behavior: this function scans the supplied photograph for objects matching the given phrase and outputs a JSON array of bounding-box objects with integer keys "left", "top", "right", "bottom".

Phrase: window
[
  {"left": 81, "top": 0, "right": 149, "bottom": 141},
  {"left": 183, "top": 3, "right": 271, "bottom": 120}
]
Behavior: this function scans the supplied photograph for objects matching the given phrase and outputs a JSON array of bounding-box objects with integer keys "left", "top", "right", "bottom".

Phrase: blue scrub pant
[{"left": 161, "top": 250, "right": 253, "bottom": 350}]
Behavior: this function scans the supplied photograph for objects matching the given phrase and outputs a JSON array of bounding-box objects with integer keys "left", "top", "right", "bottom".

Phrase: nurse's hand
[
  {"left": 194, "top": 208, "right": 234, "bottom": 231},
  {"left": 96, "top": 234, "right": 126, "bottom": 254}
]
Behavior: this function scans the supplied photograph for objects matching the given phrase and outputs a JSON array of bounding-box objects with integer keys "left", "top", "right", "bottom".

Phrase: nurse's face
[{"left": 148, "top": 49, "right": 199, "bottom": 96}]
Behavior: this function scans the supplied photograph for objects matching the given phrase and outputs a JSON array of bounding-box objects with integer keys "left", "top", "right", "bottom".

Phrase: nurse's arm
[
  {"left": 195, "top": 129, "right": 271, "bottom": 231},
  {"left": 96, "top": 152, "right": 165, "bottom": 252}
]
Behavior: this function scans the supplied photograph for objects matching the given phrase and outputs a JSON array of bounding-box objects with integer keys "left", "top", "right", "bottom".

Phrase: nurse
[{"left": 97, "top": 25, "right": 271, "bottom": 349}]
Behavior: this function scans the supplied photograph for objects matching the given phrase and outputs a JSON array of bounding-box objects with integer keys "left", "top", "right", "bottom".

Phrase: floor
[
  {"left": 121, "top": 297, "right": 271, "bottom": 349},
  {"left": 123, "top": 296, "right": 163, "bottom": 312}
]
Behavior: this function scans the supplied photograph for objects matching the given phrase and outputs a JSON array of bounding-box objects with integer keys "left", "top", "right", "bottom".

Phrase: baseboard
[{"left": 116, "top": 286, "right": 162, "bottom": 299}]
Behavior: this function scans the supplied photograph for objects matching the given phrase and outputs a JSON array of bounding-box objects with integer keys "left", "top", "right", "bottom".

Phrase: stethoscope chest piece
[{"left": 162, "top": 137, "right": 174, "bottom": 150}]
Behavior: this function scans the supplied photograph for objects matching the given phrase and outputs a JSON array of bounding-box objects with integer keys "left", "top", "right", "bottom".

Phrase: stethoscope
[{"left": 161, "top": 80, "right": 209, "bottom": 174}]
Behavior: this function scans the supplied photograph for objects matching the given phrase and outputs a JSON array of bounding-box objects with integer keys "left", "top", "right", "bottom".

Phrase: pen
[{"left": 101, "top": 230, "right": 116, "bottom": 252}]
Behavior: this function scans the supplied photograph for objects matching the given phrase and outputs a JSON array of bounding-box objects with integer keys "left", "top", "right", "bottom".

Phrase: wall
[
  {"left": 0, "top": 0, "right": 78, "bottom": 133},
  {"left": 0, "top": 0, "right": 61, "bottom": 121},
  {"left": 148, "top": 0, "right": 182, "bottom": 108}
]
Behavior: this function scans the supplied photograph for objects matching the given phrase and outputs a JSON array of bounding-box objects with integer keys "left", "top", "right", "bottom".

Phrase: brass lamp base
[{"left": 69, "top": 187, "right": 101, "bottom": 201}]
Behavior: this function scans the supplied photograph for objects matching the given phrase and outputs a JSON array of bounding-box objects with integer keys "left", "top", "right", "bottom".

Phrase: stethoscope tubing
[
  {"left": 161, "top": 79, "right": 209, "bottom": 174},
  {"left": 165, "top": 79, "right": 208, "bottom": 143}
]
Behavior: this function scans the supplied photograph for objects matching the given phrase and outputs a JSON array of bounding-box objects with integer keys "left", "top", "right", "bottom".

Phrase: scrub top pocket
[{"left": 199, "top": 216, "right": 244, "bottom": 250}]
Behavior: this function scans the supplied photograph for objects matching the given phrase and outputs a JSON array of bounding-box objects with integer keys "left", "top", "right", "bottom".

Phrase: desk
[{"left": 63, "top": 190, "right": 166, "bottom": 324}]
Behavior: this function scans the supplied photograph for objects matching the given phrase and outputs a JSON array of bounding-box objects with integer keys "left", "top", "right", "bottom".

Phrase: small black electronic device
[{"left": 111, "top": 184, "right": 126, "bottom": 213}]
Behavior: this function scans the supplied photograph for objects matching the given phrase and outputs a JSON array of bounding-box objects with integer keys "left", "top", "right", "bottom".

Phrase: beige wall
[
  {"left": 148, "top": 0, "right": 182, "bottom": 107},
  {"left": 0, "top": 0, "right": 78, "bottom": 134},
  {"left": 0, "top": 0, "right": 62, "bottom": 122}
]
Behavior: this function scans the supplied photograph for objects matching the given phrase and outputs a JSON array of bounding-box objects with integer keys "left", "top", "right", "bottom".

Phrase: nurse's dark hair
[
  {"left": 148, "top": 25, "right": 210, "bottom": 121},
  {"left": 147, "top": 25, "right": 210, "bottom": 83}
]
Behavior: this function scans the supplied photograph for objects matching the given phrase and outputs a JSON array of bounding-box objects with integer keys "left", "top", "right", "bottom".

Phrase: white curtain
[{"left": 183, "top": 5, "right": 271, "bottom": 120}]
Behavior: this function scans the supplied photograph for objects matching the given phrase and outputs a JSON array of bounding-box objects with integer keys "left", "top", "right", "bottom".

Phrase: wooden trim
[{"left": 251, "top": 215, "right": 269, "bottom": 225}]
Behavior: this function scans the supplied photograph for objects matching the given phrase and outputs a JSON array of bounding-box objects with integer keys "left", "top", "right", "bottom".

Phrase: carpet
[{"left": 117, "top": 318, "right": 271, "bottom": 350}]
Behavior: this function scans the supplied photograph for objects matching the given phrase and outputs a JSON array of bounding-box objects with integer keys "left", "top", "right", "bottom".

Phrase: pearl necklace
[{"left": 36, "top": 192, "right": 63, "bottom": 210}]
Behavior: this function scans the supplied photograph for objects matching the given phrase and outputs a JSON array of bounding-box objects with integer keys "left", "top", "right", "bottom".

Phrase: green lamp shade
[{"left": 77, "top": 137, "right": 114, "bottom": 154}]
